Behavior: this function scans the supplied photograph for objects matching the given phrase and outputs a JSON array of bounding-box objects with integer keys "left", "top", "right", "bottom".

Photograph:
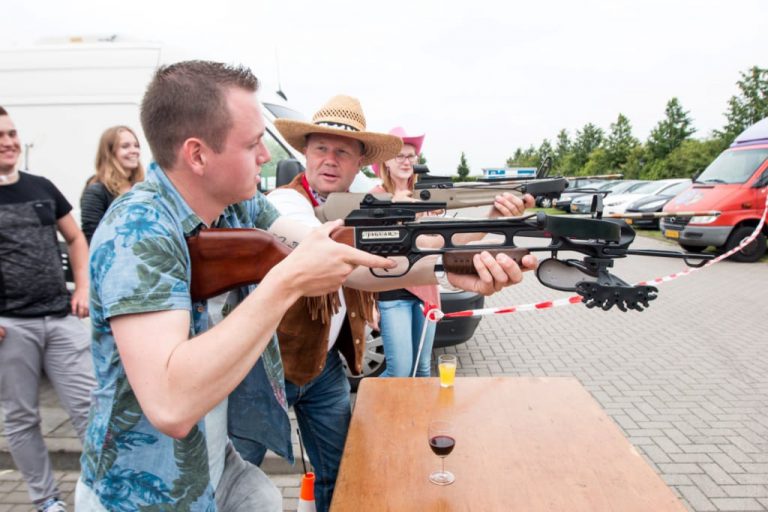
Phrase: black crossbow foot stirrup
[
  {"left": 576, "top": 269, "right": 658, "bottom": 312},
  {"left": 537, "top": 256, "right": 659, "bottom": 312}
]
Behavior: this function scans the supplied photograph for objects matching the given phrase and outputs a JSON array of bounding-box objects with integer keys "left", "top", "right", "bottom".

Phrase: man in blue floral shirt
[{"left": 74, "top": 61, "right": 397, "bottom": 511}]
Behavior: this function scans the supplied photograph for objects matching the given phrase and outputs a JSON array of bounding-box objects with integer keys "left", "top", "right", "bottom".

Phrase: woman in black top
[{"left": 80, "top": 125, "right": 145, "bottom": 243}]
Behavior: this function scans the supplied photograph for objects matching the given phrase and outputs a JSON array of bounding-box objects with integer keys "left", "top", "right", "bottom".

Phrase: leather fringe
[
  {"left": 305, "top": 293, "right": 341, "bottom": 325},
  {"left": 347, "top": 289, "right": 378, "bottom": 323},
  {"left": 304, "top": 289, "right": 377, "bottom": 325}
]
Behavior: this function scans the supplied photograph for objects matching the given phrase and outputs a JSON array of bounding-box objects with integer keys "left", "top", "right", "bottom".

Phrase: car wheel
[
  {"left": 344, "top": 329, "right": 386, "bottom": 392},
  {"left": 539, "top": 197, "right": 553, "bottom": 208},
  {"left": 679, "top": 243, "right": 706, "bottom": 254},
  {"left": 724, "top": 226, "right": 767, "bottom": 263}
]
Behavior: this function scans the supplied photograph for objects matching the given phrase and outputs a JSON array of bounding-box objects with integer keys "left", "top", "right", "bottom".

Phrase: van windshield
[
  {"left": 263, "top": 103, "right": 305, "bottom": 121},
  {"left": 696, "top": 148, "right": 768, "bottom": 184}
]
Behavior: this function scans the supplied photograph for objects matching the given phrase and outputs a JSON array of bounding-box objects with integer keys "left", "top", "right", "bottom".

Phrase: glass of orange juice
[{"left": 438, "top": 354, "right": 457, "bottom": 388}]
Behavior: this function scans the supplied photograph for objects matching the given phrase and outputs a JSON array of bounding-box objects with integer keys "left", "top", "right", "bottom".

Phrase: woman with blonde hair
[
  {"left": 80, "top": 125, "right": 144, "bottom": 243},
  {"left": 370, "top": 126, "right": 440, "bottom": 377}
]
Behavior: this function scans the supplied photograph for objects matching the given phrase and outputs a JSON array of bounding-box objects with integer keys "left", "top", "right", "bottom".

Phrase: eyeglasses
[{"left": 394, "top": 154, "right": 418, "bottom": 164}]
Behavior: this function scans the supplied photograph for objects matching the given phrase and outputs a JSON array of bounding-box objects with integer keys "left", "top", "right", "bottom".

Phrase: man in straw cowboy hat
[{"left": 228, "top": 94, "right": 538, "bottom": 511}]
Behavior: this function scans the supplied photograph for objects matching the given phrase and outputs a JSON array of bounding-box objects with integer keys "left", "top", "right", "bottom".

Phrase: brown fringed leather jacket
[{"left": 274, "top": 173, "right": 377, "bottom": 386}]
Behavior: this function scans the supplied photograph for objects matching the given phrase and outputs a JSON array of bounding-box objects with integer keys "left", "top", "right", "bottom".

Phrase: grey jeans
[
  {"left": 216, "top": 441, "right": 282, "bottom": 512},
  {"left": 75, "top": 442, "right": 282, "bottom": 511},
  {"left": 0, "top": 315, "right": 94, "bottom": 505}
]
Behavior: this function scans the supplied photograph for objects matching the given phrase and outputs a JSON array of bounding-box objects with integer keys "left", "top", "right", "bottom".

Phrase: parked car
[
  {"left": 661, "top": 117, "right": 768, "bottom": 262},
  {"left": 550, "top": 179, "right": 606, "bottom": 210},
  {"left": 569, "top": 180, "right": 649, "bottom": 214},
  {"left": 540, "top": 178, "right": 603, "bottom": 208},
  {"left": 344, "top": 288, "right": 484, "bottom": 390},
  {"left": 623, "top": 180, "right": 693, "bottom": 229},
  {"left": 602, "top": 179, "right": 691, "bottom": 215}
]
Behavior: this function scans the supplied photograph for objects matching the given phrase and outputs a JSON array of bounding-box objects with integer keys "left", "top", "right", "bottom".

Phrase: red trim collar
[{"left": 301, "top": 174, "right": 320, "bottom": 207}]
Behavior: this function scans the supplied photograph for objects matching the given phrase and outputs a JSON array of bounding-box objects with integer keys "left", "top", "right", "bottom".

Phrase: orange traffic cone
[{"left": 297, "top": 472, "right": 316, "bottom": 512}]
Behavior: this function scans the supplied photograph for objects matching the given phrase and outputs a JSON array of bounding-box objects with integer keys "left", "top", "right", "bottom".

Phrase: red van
[{"left": 660, "top": 118, "right": 768, "bottom": 262}]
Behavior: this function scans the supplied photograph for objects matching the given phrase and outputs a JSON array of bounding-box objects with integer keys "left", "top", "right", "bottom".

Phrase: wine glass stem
[{"left": 441, "top": 457, "right": 445, "bottom": 474}]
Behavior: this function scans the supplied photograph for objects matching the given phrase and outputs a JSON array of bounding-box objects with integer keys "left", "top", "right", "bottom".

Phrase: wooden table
[{"left": 331, "top": 377, "right": 686, "bottom": 512}]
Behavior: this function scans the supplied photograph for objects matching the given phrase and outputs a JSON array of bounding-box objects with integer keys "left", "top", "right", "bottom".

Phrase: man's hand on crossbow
[
  {"left": 447, "top": 251, "right": 538, "bottom": 296},
  {"left": 488, "top": 192, "right": 535, "bottom": 219}
]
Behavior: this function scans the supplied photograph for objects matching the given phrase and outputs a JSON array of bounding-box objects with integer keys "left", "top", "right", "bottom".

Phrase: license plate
[{"left": 665, "top": 229, "right": 680, "bottom": 239}]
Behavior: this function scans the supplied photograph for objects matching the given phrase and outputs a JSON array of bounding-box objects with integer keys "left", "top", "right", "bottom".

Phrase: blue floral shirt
[{"left": 79, "top": 164, "right": 289, "bottom": 511}]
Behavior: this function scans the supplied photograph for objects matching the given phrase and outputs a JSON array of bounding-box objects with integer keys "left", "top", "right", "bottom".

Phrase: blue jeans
[
  {"left": 378, "top": 299, "right": 436, "bottom": 377},
  {"left": 230, "top": 349, "right": 351, "bottom": 512}
]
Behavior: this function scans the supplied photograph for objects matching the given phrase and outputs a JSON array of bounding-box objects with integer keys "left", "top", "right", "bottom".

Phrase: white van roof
[{"left": 732, "top": 117, "right": 768, "bottom": 147}]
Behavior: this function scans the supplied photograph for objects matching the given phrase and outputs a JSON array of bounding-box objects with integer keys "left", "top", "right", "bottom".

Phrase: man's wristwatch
[{"left": 434, "top": 256, "right": 461, "bottom": 291}]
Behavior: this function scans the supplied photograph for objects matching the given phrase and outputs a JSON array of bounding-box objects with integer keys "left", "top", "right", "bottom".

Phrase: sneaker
[{"left": 37, "top": 498, "right": 67, "bottom": 512}]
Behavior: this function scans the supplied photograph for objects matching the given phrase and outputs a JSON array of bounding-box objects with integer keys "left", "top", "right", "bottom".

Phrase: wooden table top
[{"left": 331, "top": 377, "right": 686, "bottom": 512}]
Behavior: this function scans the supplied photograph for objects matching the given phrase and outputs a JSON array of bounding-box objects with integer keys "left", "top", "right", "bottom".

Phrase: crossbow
[
  {"left": 316, "top": 159, "right": 624, "bottom": 222},
  {"left": 315, "top": 176, "right": 569, "bottom": 222},
  {"left": 339, "top": 195, "right": 713, "bottom": 312}
]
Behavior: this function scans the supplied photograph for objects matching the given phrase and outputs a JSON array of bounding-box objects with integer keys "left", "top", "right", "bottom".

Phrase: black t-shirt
[{"left": 0, "top": 171, "right": 73, "bottom": 317}]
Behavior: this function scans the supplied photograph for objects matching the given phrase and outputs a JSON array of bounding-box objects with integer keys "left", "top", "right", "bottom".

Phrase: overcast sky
[{"left": 4, "top": 0, "right": 767, "bottom": 174}]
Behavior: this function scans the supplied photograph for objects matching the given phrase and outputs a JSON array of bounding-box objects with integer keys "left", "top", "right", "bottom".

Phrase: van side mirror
[{"left": 754, "top": 170, "right": 768, "bottom": 188}]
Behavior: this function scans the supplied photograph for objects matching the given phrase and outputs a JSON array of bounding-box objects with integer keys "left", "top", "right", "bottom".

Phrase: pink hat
[{"left": 372, "top": 126, "right": 425, "bottom": 176}]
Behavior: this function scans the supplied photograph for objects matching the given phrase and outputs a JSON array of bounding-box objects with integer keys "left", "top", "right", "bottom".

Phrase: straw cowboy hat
[
  {"left": 274, "top": 95, "right": 402, "bottom": 167},
  {"left": 371, "top": 126, "right": 426, "bottom": 177}
]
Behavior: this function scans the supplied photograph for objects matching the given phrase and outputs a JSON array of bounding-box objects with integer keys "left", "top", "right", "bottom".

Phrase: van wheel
[
  {"left": 724, "top": 226, "right": 767, "bottom": 263},
  {"left": 679, "top": 244, "right": 705, "bottom": 253}
]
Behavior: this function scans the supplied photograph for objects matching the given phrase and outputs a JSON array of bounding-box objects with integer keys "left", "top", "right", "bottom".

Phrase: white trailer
[
  {"left": 0, "top": 37, "right": 306, "bottom": 220},
  {"left": 0, "top": 38, "right": 165, "bottom": 219}
]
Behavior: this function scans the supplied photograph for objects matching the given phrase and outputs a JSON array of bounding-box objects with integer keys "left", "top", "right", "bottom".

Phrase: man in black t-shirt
[{"left": 0, "top": 106, "right": 94, "bottom": 512}]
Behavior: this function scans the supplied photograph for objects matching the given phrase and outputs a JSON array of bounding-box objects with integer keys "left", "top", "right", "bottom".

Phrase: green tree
[
  {"left": 418, "top": 153, "right": 428, "bottom": 165},
  {"left": 537, "top": 139, "right": 554, "bottom": 168},
  {"left": 570, "top": 123, "right": 604, "bottom": 174},
  {"left": 505, "top": 148, "right": 521, "bottom": 167},
  {"left": 620, "top": 146, "right": 648, "bottom": 179},
  {"left": 506, "top": 146, "right": 537, "bottom": 167},
  {"left": 553, "top": 129, "right": 571, "bottom": 173},
  {"left": 582, "top": 147, "right": 611, "bottom": 176},
  {"left": 456, "top": 151, "right": 470, "bottom": 181},
  {"left": 603, "top": 113, "right": 639, "bottom": 172},
  {"left": 646, "top": 139, "right": 723, "bottom": 180},
  {"left": 647, "top": 98, "right": 695, "bottom": 161},
  {"left": 716, "top": 66, "right": 768, "bottom": 142}
]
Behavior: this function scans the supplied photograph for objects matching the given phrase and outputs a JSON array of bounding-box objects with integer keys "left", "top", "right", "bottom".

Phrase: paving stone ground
[
  {"left": 0, "top": 468, "right": 303, "bottom": 512},
  {"left": 435, "top": 235, "right": 768, "bottom": 511},
  {"left": 2, "top": 234, "right": 766, "bottom": 511}
]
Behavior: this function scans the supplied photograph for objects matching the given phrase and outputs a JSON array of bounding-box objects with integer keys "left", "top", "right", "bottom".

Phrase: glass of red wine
[{"left": 428, "top": 420, "right": 456, "bottom": 485}]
